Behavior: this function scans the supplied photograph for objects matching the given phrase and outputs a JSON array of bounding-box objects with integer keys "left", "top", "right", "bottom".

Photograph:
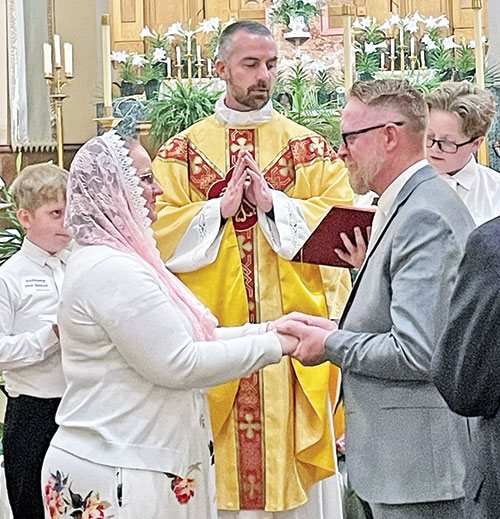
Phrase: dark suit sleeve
[{"left": 432, "top": 223, "right": 500, "bottom": 418}]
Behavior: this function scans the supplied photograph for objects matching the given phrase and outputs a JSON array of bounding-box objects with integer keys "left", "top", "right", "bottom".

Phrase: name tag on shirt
[{"left": 21, "top": 276, "right": 54, "bottom": 294}]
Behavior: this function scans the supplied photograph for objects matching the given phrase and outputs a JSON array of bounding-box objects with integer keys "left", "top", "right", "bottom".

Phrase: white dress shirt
[
  {"left": 0, "top": 239, "right": 68, "bottom": 398},
  {"left": 440, "top": 155, "right": 500, "bottom": 227},
  {"left": 369, "top": 159, "right": 429, "bottom": 243}
]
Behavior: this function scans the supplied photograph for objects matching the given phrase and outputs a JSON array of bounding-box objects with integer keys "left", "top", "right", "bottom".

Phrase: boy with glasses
[{"left": 426, "top": 82, "right": 500, "bottom": 226}]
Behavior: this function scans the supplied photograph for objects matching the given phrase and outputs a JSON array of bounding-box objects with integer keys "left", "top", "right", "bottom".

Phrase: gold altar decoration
[{"left": 43, "top": 35, "right": 73, "bottom": 168}]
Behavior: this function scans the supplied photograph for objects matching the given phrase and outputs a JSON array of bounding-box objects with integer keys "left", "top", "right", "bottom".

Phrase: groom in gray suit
[{"left": 279, "top": 80, "right": 474, "bottom": 518}]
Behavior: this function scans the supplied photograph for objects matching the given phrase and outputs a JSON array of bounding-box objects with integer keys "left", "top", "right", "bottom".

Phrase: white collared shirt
[
  {"left": 441, "top": 155, "right": 500, "bottom": 227},
  {"left": 370, "top": 159, "right": 429, "bottom": 239},
  {"left": 215, "top": 96, "right": 273, "bottom": 127},
  {"left": 0, "top": 239, "right": 68, "bottom": 398}
]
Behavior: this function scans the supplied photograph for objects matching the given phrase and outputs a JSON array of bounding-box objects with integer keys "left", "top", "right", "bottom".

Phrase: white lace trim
[{"left": 101, "top": 131, "right": 151, "bottom": 230}]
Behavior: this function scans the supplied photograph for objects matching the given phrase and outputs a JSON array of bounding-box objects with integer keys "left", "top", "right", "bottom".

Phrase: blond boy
[
  {"left": 426, "top": 82, "right": 500, "bottom": 226},
  {"left": 0, "top": 163, "right": 69, "bottom": 519}
]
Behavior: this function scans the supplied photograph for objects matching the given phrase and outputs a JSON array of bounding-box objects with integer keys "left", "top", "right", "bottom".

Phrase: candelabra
[{"left": 43, "top": 37, "right": 73, "bottom": 168}]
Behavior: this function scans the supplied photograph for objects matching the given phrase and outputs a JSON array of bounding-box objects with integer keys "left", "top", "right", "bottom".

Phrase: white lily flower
[
  {"left": 196, "top": 17, "right": 220, "bottom": 34},
  {"left": 378, "top": 20, "right": 392, "bottom": 31},
  {"left": 152, "top": 47, "right": 167, "bottom": 63},
  {"left": 110, "top": 51, "right": 129, "bottom": 63},
  {"left": 352, "top": 18, "right": 366, "bottom": 30},
  {"left": 278, "top": 57, "right": 296, "bottom": 70},
  {"left": 442, "top": 35, "right": 459, "bottom": 50},
  {"left": 388, "top": 14, "right": 401, "bottom": 26},
  {"left": 303, "top": 0, "right": 319, "bottom": 5},
  {"left": 310, "top": 59, "right": 327, "bottom": 72},
  {"left": 411, "top": 11, "right": 425, "bottom": 23},
  {"left": 0, "top": 177, "right": 5, "bottom": 188},
  {"left": 140, "top": 26, "right": 155, "bottom": 39},
  {"left": 436, "top": 15, "right": 450, "bottom": 28},
  {"left": 405, "top": 20, "right": 419, "bottom": 34},
  {"left": 167, "top": 22, "right": 184, "bottom": 36},
  {"left": 131, "top": 53, "right": 147, "bottom": 67},
  {"left": 364, "top": 42, "right": 378, "bottom": 54},
  {"left": 421, "top": 34, "right": 438, "bottom": 50}
]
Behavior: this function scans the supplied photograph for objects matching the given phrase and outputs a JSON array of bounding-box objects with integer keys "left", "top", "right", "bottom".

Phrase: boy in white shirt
[
  {"left": 0, "top": 163, "right": 69, "bottom": 519},
  {"left": 426, "top": 82, "right": 500, "bottom": 226}
]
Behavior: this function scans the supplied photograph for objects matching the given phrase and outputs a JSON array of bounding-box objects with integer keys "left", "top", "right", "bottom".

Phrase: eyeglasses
[
  {"left": 494, "top": 141, "right": 500, "bottom": 159},
  {"left": 138, "top": 172, "right": 156, "bottom": 185},
  {"left": 426, "top": 136, "right": 478, "bottom": 154},
  {"left": 341, "top": 121, "right": 405, "bottom": 148}
]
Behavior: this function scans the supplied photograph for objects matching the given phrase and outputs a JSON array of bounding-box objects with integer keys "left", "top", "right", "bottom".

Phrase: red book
[{"left": 292, "top": 205, "right": 375, "bottom": 268}]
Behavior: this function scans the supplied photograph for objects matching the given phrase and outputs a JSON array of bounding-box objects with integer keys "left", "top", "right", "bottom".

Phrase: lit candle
[
  {"left": 420, "top": 49, "right": 426, "bottom": 68},
  {"left": 176, "top": 46, "right": 181, "bottom": 65},
  {"left": 207, "top": 57, "right": 212, "bottom": 75},
  {"left": 410, "top": 37, "right": 415, "bottom": 57},
  {"left": 380, "top": 52, "right": 385, "bottom": 69},
  {"left": 399, "top": 27, "right": 404, "bottom": 48},
  {"left": 390, "top": 38, "right": 395, "bottom": 57},
  {"left": 197, "top": 44, "right": 202, "bottom": 62},
  {"left": 53, "top": 34, "right": 61, "bottom": 67},
  {"left": 101, "top": 15, "right": 112, "bottom": 110},
  {"left": 43, "top": 43, "right": 52, "bottom": 76},
  {"left": 64, "top": 42, "right": 73, "bottom": 77},
  {"left": 166, "top": 56, "right": 172, "bottom": 77}
]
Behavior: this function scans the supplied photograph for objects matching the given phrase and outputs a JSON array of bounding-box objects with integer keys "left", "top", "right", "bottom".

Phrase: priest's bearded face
[
  {"left": 339, "top": 99, "right": 386, "bottom": 195},
  {"left": 216, "top": 30, "right": 278, "bottom": 111}
]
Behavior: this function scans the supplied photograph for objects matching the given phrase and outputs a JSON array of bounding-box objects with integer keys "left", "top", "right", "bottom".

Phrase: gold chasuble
[{"left": 152, "top": 110, "right": 353, "bottom": 512}]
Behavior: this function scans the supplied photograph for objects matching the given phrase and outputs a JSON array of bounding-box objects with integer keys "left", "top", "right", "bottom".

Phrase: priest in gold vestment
[{"left": 152, "top": 21, "right": 353, "bottom": 518}]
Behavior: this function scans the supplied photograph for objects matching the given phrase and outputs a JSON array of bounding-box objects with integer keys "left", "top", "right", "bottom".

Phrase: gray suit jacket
[
  {"left": 432, "top": 216, "right": 500, "bottom": 518},
  {"left": 326, "top": 165, "right": 474, "bottom": 504}
]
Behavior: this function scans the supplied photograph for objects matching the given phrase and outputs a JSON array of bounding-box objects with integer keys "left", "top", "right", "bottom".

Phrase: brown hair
[
  {"left": 426, "top": 82, "right": 496, "bottom": 138},
  {"left": 349, "top": 79, "right": 428, "bottom": 136}
]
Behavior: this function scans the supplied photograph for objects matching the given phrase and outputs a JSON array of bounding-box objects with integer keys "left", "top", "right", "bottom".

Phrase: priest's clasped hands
[
  {"left": 220, "top": 150, "right": 273, "bottom": 219},
  {"left": 268, "top": 312, "right": 338, "bottom": 366}
]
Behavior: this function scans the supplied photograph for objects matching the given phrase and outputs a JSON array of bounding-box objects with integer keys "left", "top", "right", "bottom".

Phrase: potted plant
[
  {"left": 110, "top": 51, "right": 139, "bottom": 96},
  {"left": 269, "top": 0, "right": 324, "bottom": 31}
]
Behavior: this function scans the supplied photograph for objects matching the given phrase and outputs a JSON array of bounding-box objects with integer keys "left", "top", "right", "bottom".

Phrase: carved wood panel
[{"left": 111, "top": 0, "right": 144, "bottom": 52}]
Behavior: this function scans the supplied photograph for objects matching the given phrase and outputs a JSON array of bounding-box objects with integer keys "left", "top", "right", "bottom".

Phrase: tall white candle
[
  {"left": 197, "top": 44, "right": 202, "bottom": 61},
  {"left": 207, "top": 57, "right": 212, "bottom": 75},
  {"left": 390, "top": 38, "right": 395, "bottom": 57},
  {"left": 101, "top": 15, "right": 112, "bottom": 110},
  {"left": 53, "top": 34, "right": 61, "bottom": 67},
  {"left": 43, "top": 43, "right": 52, "bottom": 76},
  {"left": 64, "top": 42, "right": 73, "bottom": 77},
  {"left": 410, "top": 37, "right": 415, "bottom": 57},
  {"left": 399, "top": 27, "right": 404, "bottom": 48},
  {"left": 166, "top": 56, "right": 172, "bottom": 77},
  {"left": 187, "top": 36, "right": 192, "bottom": 55},
  {"left": 380, "top": 52, "right": 385, "bottom": 69},
  {"left": 420, "top": 49, "right": 426, "bottom": 68},
  {"left": 176, "top": 46, "right": 181, "bottom": 65}
]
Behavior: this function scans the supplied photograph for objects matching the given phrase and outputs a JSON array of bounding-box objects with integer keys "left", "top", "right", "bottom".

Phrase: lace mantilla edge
[{"left": 102, "top": 131, "right": 152, "bottom": 230}]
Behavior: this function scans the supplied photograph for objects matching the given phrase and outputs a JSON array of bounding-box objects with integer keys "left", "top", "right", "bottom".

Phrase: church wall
[
  {"left": 53, "top": 0, "right": 109, "bottom": 145},
  {"left": 0, "top": 0, "right": 8, "bottom": 146}
]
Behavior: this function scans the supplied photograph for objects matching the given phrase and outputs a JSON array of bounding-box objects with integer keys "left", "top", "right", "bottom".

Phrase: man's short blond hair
[
  {"left": 425, "top": 82, "right": 496, "bottom": 139},
  {"left": 349, "top": 79, "right": 428, "bottom": 136},
  {"left": 11, "top": 163, "right": 68, "bottom": 213}
]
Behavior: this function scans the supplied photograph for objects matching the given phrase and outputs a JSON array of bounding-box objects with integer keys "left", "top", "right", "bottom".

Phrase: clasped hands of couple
[{"left": 267, "top": 312, "right": 338, "bottom": 366}]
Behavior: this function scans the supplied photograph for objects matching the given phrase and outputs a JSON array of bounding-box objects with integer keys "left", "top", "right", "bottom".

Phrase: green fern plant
[{"left": 147, "top": 81, "right": 224, "bottom": 145}]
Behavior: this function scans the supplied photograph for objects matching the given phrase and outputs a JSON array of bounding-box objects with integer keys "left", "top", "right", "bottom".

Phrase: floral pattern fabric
[{"left": 44, "top": 471, "right": 110, "bottom": 519}]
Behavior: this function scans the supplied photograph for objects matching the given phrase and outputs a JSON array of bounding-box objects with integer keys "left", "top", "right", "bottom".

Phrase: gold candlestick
[
  {"left": 400, "top": 44, "right": 406, "bottom": 77},
  {"left": 186, "top": 52, "right": 193, "bottom": 80},
  {"left": 196, "top": 60, "right": 204, "bottom": 80},
  {"left": 409, "top": 54, "right": 417, "bottom": 71},
  {"left": 45, "top": 56, "right": 72, "bottom": 168}
]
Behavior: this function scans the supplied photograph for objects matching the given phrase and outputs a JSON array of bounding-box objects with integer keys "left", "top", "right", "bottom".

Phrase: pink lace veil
[{"left": 65, "top": 131, "right": 218, "bottom": 340}]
